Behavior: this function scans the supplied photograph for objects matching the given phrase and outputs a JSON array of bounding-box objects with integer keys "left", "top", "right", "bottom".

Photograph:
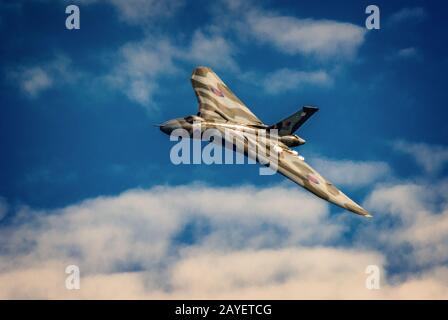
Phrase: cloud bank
[{"left": 1, "top": 180, "right": 448, "bottom": 299}]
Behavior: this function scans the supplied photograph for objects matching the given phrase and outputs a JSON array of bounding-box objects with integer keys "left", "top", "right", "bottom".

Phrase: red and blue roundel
[
  {"left": 210, "top": 86, "right": 224, "bottom": 97},
  {"left": 307, "top": 173, "right": 320, "bottom": 185}
]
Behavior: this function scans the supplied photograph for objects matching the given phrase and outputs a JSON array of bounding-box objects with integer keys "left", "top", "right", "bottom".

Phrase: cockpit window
[{"left": 185, "top": 115, "right": 203, "bottom": 123}]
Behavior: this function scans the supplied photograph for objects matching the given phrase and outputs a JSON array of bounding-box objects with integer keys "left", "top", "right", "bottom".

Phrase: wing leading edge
[{"left": 191, "top": 67, "right": 264, "bottom": 126}]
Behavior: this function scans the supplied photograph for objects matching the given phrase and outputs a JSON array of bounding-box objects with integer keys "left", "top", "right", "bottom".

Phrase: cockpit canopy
[{"left": 184, "top": 115, "right": 204, "bottom": 124}]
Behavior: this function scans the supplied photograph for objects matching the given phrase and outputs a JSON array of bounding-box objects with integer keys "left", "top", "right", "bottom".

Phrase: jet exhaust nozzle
[{"left": 280, "top": 135, "right": 306, "bottom": 147}]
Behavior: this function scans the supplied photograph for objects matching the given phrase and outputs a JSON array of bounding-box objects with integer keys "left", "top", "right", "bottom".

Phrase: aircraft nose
[{"left": 159, "top": 120, "right": 178, "bottom": 135}]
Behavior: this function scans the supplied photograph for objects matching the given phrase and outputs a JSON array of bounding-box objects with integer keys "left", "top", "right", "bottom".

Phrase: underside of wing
[
  {"left": 191, "top": 66, "right": 264, "bottom": 126},
  {"left": 271, "top": 146, "right": 371, "bottom": 217}
]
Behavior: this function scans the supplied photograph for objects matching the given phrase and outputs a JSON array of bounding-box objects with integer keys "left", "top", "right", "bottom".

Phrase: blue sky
[{"left": 0, "top": 0, "right": 447, "bottom": 299}]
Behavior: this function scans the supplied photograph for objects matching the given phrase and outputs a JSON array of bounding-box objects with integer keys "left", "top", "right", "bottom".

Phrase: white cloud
[
  {"left": 208, "top": 1, "right": 367, "bottom": 60},
  {"left": 79, "top": 0, "right": 184, "bottom": 24},
  {"left": 397, "top": 47, "right": 418, "bottom": 59},
  {"left": 311, "top": 158, "right": 391, "bottom": 187},
  {"left": 183, "top": 30, "right": 238, "bottom": 71},
  {"left": 387, "top": 47, "right": 421, "bottom": 62},
  {"left": 0, "top": 184, "right": 338, "bottom": 299},
  {"left": 168, "top": 247, "right": 385, "bottom": 299},
  {"left": 244, "top": 10, "right": 366, "bottom": 59},
  {"left": 1, "top": 182, "right": 448, "bottom": 299},
  {"left": 11, "top": 55, "right": 81, "bottom": 98},
  {"left": 107, "top": 31, "right": 237, "bottom": 107},
  {"left": 2, "top": 247, "right": 448, "bottom": 299},
  {"left": 106, "top": 38, "right": 179, "bottom": 107},
  {"left": 18, "top": 67, "right": 52, "bottom": 97},
  {"left": 0, "top": 185, "right": 335, "bottom": 273},
  {"left": 389, "top": 7, "right": 427, "bottom": 24},
  {"left": 261, "top": 68, "right": 332, "bottom": 94},
  {"left": 364, "top": 181, "right": 448, "bottom": 268},
  {"left": 393, "top": 140, "right": 448, "bottom": 175}
]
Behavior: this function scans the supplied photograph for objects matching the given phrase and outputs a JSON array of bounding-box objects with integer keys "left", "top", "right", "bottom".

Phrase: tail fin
[{"left": 269, "top": 106, "right": 318, "bottom": 136}]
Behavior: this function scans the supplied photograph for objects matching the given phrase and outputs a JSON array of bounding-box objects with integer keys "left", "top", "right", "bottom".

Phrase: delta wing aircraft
[{"left": 159, "top": 67, "right": 372, "bottom": 218}]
